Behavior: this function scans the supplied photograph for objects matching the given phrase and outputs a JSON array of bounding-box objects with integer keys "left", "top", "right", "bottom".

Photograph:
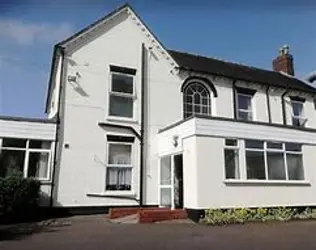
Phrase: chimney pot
[{"left": 273, "top": 45, "right": 294, "bottom": 75}]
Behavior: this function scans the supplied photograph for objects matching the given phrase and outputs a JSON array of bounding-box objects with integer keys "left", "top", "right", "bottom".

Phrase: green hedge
[
  {"left": 202, "top": 207, "right": 316, "bottom": 225},
  {"left": 0, "top": 170, "right": 41, "bottom": 220}
]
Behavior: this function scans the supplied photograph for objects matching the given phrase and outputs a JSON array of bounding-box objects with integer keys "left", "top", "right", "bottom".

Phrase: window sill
[
  {"left": 107, "top": 116, "right": 138, "bottom": 124},
  {"left": 224, "top": 179, "right": 311, "bottom": 186},
  {"left": 86, "top": 191, "right": 137, "bottom": 200}
]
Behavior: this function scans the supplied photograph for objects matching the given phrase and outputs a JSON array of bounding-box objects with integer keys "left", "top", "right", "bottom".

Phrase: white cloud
[{"left": 0, "top": 19, "right": 74, "bottom": 45}]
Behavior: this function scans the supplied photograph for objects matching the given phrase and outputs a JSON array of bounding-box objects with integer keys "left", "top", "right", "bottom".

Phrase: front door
[
  {"left": 159, "top": 154, "right": 184, "bottom": 209},
  {"left": 174, "top": 154, "right": 183, "bottom": 209}
]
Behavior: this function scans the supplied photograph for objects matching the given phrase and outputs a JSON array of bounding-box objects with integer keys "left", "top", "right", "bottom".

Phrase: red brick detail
[
  {"left": 138, "top": 209, "right": 188, "bottom": 223},
  {"left": 109, "top": 207, "right": 169, "bottom": 219}
]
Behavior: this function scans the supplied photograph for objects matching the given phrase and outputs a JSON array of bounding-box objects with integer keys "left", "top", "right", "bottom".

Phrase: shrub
[
  {"left": 202, "top": 207, "right": 316, "bottom": 225},
  {"left": 0, "top": 170, "right": 41, "bottom": 219}
]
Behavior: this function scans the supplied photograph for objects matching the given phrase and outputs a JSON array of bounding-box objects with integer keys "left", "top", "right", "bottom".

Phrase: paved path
[{"left": 1, "top": 216, "right": 316, "bottom": 250}]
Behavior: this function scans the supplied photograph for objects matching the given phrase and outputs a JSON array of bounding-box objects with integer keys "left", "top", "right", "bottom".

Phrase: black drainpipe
[
  {"left": 139, "top": 43, "right": 146, "bottom": 207},
  {"left": 232, "top": 80, "right": 237, "bottom": 119},
  {"left": 266, "top": 86, "right": 271, "bottom": 123},
  {"left": 50, "top": 46, "right": 65, "bottom": 208},
  {"left": 281, "top": 90, "right": 289, "bottom": 125}
]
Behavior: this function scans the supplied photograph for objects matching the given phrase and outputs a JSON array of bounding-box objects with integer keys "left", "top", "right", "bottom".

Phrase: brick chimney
[{"left": 272, "top": 45, "right": 294, "bottom": 75}]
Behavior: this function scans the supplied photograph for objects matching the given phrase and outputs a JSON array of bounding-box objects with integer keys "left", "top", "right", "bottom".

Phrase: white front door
[{"left": 158, "top": 155, "right": 173, "bottom": 208}]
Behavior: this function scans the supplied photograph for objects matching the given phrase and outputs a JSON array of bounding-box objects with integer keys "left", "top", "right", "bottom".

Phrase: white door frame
[{"left": 158, "top": 153, "right": 183, "bottom": 209}]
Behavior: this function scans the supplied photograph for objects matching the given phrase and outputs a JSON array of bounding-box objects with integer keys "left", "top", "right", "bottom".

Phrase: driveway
[{"left": 1, "top": 216, "right": 316, "bottom": 250}]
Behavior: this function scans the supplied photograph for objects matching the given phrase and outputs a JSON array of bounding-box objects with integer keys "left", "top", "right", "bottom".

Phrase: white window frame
[
  {"left": 244, "top": 140, "right": 304, "bottom": 181},
  {"left": 0, "top": 138, "right": 52, "bottom": 181},
  {"left": 223, "top": 139, "right": 240, "bottom": 180},
  {"left": 108, "top": 72, "right": 136, "bottom": 121},
  {"left": 237, "top": 93, "right": 253, "bottom": 121},
  {"left": 105, "top": 141, "right": 134, "bottom": 192},
  {"left": 291, "top": 100, "right": 307, "bottom": 127},
  {"left": 183, "top": 81, "right": 212, "bottom": 119}
]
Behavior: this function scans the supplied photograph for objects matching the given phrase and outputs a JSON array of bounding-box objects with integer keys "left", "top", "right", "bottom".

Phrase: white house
[{"left": 2, "top": 3, "right": 316, "bottom": 215}]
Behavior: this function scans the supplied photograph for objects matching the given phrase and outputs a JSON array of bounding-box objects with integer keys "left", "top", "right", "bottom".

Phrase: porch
[{"left": 157, "top": 115, "right": 316, "bottom": 210}]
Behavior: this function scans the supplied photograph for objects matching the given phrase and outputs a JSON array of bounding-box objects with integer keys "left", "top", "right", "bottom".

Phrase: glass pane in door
[{"left": 160, "top": 187, "right": 172, "bottom": 207}]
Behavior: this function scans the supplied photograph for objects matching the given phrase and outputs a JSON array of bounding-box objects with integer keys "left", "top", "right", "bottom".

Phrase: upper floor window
[
  {"left": 237, "top": 93, "right": 253, "bottom": 121},
  {"left": 183, "top": 82, "right": 211, "bottom": 118},
  {"left": 291, "top": 100, "right": 306, "bottom": 127},
  {"left": 108, "top": 65, "right": 136, "bottom": 119},
  {"left": 236, "top": 87, "right": 256, "bottom": 121}
]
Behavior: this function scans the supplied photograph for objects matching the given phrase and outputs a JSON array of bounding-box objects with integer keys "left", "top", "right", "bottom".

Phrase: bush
[
  {"left": 0, "top": 170, "right": 41, "bottom": 219},
  {"left": 202, "top": 207, "right": 316, "bottom": 225}
]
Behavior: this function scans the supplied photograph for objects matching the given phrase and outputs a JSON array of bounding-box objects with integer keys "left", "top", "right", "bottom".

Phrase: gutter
[
  {"left": 139, "top": 43, "right": 146, "bottom": 207},
  {"left": 281, "top": 89, "right": 289, "bottom": 125},
  {"left": 232, "top": 80, "right": 237, "bottom": 119},
  {"left": 50, "top": 45, "right": 65, "bottom": 208},
  {"left": 266, "top": 86, "right": 272, "bottom": 123}
]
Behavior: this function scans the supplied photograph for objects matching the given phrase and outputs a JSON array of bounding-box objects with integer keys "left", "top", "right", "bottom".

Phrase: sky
[{"left": 0, "top": 0, "right": 315, "bottom": 118}]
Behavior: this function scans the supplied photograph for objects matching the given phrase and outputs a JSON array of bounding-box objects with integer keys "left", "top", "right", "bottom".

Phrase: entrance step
[
  {"left": 108, "top": 207, "right": 188, "bottom": 224},
  {"left": 139, "top": 209, "right": 188, "bottom": 223}
]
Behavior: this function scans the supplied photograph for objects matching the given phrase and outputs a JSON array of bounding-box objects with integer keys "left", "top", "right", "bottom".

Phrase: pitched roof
[{"left": 169, "top": 50, "right": 316, "bottom": 94}]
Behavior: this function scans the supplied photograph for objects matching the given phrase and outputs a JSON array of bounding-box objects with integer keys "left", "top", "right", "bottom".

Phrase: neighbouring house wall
[
  {"left": 192, "top": 136, "right": 316, "bottom": 209},
  {"left": 0, "top": 118, "right": 56, "bottom": 205}
]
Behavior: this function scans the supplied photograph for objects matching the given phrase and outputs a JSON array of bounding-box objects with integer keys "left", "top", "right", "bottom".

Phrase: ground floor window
[
  {"left": 245, "top": 140, "right": 304, "bottom": 181},
  {"left": 224, "top": 139, "right": 240, "bottom": 179},
  {"left": 106, "top": 136, "right": 134, "bottom": 191},
  {"left": 223, "top": 138, "right": 305, "bottom": 181},
  {"left": 0, "top": 138, "right": 52, "bottom": 180}
]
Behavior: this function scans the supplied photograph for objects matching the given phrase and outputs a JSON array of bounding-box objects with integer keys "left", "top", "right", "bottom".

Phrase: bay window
[
  {"left": 106, "top": 136, "right": 134, "bottom": 191},
  {"left": 0, "top": 138, "right": 52, "bottom": 180}
]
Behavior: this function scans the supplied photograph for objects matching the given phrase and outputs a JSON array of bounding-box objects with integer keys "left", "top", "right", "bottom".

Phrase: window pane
[
  {"left": 287, "top": 154, "right": 304, "bottom": 180},
  {"left": 246, "top": 151, "right": 265, "bottom": 179},
  {"left": 292, "top": 102, "right": 303, "bottom": 117},
  {"left": 292, "top": 117, "right": 305, "bottom": 127},
  {"left": 109, "top": 95, "right": 133, "bottom": 118},
  {"left": 184, "top": 95, "right": 192, "bottom": 103},
  {"left": 245, "top": 140, "right": 264, "bottom": 149},
  {"left": 194, "top": 105, "right": 200, "bottom": 114},
  {"left": 160, "top": 156, "right": 171, "bottom": 185},
  {"left": 267, "top": 152, "right": 286, "bottom": 180},
  {"left": 160, "top": 187, "right": 172, "bottom": 207},
  {"left": 193, "top": 93, "right": 201, "bottom": 104},
  {"left": 106, "top": 167, "right": 131, "bottom": 190},
  {"left": 267, "top": 142, "right": 283, "bottom": 149},
  {"left": 2, "top": 138, "right": 27, "bottom": 148},
  {"left": 29, "top": 140, "right": 51, "bottom": 149},
  {"left": 238, "top": 94, "right": 252, "bottom": 110},
  {"left": 111, "top": 74, "right": 133, "bottom": 94},
  {"left": 108, "top": 144, "right": 131, "bottom": 165},
  {"left": 225, "top": 139, "right": 237, "bottom": 146},
  {"left": 224, "top": 149, "right": 240, "bottom": 179},
  {"left": 202, "top": 106, "right": 209, "bottom": 115},
  {"left": 285, "top": 143, "right": 302, "bottom": 152},
  {"left": 202, "top": 97, "right": 209, "bottom": 105},
  {"left": 238, "top": 110, "right": 252, "bottom": 121},
  {"left": 0, "top": 150, "right": 25, "bottom": 177},
  {"left": 27, "top": 152, "right": 49, "bottom": 179}
]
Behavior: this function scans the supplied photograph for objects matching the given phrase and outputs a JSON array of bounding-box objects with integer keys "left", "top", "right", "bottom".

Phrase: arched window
[{"left": 183, "top": 82, "right": 211, "bottom": 118}]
